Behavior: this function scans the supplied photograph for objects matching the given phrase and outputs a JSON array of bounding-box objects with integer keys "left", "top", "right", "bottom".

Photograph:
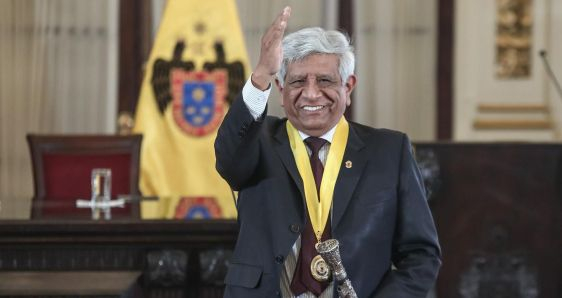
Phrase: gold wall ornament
[
  {"left": 117, "top": 111, "right": 135, "bottom": 135},
  {"left": 495, "top": 0, "right": 533, "bottom": 78}
]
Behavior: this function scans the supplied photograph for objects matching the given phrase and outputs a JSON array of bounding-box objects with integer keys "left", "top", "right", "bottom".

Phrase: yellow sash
[{"left": 286, "top": 117, "right": 349, "bottom": 241}]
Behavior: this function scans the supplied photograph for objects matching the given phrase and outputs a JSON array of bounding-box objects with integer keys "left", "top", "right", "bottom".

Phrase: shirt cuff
[{"left": 242, "top": 75, "right": 271, "bottom": 120}]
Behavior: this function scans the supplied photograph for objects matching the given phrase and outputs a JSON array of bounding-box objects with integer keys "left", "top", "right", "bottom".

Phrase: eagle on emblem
[
  {"left": 151, "top": 41, "right": 195, "bottom": 115},
  {"left": 203, "top": 42, "right": 245, "bottom": 105},
  {"left": 151, "top": 40, "right": 246, "bottom": 116}
]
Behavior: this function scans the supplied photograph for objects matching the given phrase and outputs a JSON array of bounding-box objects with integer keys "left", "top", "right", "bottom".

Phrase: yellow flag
[{"left": 134, "top": 0, "right": 250, "bottom": 219}]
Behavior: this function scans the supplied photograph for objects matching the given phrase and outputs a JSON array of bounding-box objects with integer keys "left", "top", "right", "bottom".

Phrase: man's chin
[{"left": 299, "top": 124, "right": 331, "bottom": 136}]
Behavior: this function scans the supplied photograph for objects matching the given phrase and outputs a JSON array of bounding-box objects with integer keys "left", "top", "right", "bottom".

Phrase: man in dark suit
[{"left": 215, "top": 6, "right": 441, "bottom": 298}]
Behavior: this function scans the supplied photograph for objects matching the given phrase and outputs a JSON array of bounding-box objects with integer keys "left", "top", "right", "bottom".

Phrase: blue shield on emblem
[
  {"left": 185, "top": 206, "right": 211, "bottom": 219},
  {"left": 182, "top": 82, "right": 215, "bottom": 127}
]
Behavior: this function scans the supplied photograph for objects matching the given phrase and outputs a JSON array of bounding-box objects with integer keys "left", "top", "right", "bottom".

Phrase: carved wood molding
[
  {"left": 473, "top": 119, "right": 551, "bottom": 130},
  {"left": 474, "top": 102, "right": 552, "bottom": 130},
  {"left": 0, "top": 220, "right": 238, "bottom": 297},
  {"left": 478, "top": 103, "right": 548, "bottom": 112},
  {"left": 0, "top": 271, "right": 140, "bottom": 295}
]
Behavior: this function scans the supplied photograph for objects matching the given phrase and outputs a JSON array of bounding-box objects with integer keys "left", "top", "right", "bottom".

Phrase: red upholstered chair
[{"left": 27, "top": 134, "right": 142, "bottom": 219}]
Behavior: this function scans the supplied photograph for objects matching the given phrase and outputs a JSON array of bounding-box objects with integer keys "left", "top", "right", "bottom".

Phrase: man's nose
[{"left": 302, "top": 80, "right": 321, "bottom": 99}]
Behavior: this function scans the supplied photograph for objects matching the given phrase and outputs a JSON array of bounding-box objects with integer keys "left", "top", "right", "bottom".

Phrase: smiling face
[{"left": 277, "top": 54, "right": 356, "bottom": 137}]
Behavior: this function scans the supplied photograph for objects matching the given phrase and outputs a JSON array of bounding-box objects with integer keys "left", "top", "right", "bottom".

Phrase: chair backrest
[{"left": 27, "top": 134, "right": 142, "bottom": 219}]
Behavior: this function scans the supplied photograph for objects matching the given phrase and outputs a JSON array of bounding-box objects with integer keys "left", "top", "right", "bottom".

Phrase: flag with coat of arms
[{"left": 134, "top": 0, "right": 250, "bottom": 219}]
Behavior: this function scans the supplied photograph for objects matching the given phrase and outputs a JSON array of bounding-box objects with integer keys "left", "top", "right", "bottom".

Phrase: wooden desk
[
  {"left": 0, "top": 220, "right": 238, "bottom": 297},
  {"left": 415, "top": 142, "right": 562, "bottom": 298},
  {"left": 2, "top": 143, "right": 562, "bottom": 297}
]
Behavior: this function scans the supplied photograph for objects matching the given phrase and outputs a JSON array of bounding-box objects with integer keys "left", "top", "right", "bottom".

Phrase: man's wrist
[{"left": 251, "top": 72, "right": 272, "bottom": 91}]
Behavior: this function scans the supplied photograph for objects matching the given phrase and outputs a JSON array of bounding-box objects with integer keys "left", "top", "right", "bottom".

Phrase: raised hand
[{"left": 251, "top": 6, "right": 291, "bottom": 90}]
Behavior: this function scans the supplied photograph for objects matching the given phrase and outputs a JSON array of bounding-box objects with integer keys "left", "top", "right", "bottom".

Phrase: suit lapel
[
  {"left": 272, "top": 121, "right": 368, "bottom": 228},
  {"left": 272, "top": 122, "right": 305, "bottom": 201},
  {"left": 332, "top": 124, "right": 368, "bottom": 229}
]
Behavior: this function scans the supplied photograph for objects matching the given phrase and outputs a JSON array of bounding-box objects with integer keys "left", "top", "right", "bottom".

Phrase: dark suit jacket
[{"left": 215, "top": 97, "right": 441, "bottom": 298}]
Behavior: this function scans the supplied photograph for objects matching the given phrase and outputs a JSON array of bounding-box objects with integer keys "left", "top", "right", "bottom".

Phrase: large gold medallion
[{"left": 310, "top": 254, "right": 331, "bottom": 281}]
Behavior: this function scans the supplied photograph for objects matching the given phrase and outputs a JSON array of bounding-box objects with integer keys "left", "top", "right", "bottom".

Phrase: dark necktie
[{"left": 290, "top": 137, "right": 331, "bottom": 297}]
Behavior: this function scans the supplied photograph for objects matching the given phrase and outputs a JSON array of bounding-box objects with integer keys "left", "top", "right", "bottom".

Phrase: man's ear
[
  {"left": 345, "top": 74, "right": 357, "bottom": 93},
  {"left": 275, "top": 79, "right": 285, "bottom": 107},
  {"left": 345, "top": 74, "right": 357, "bottom": 106},
  {"left": 275, "top": 78, "right": 283, "bottom": 93},
  {"left": 345, "top": 75, "right": 357, "bottom": 106}
]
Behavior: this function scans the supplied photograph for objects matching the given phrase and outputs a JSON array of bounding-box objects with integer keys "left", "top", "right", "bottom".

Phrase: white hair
[{"left": 276, "top": 27, "right": 355, "bottom": 87}]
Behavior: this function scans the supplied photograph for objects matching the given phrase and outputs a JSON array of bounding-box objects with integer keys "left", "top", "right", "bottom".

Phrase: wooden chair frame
[{"left": 27, "top": 134, "right": 142, "bottom": 219}]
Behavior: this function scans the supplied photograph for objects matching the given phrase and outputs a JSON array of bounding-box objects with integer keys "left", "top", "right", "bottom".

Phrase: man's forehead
[
  {"left": 287, "top": 53, "right": 339, "bottom": 65},
  {"left": 286, "top": 55, "right": 340, "bottom": 76},
  {"left": 286, "top": 72, "right": 338, "bottom": 78}
]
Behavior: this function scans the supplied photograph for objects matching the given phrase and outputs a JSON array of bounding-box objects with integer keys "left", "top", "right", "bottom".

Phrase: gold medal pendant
[{"left": 310, "top": 254, "right": 331, "bottom": 281}]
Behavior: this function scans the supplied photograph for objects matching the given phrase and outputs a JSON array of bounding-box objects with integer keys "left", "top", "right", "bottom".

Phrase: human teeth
[{"left": 303, "top": 106, "right": 323, "bottom": 111}]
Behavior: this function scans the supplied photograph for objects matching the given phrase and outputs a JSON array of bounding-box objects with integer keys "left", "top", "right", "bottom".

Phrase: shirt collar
[{"left": 297, "top": 124, "right": 337, "bottom": 143}]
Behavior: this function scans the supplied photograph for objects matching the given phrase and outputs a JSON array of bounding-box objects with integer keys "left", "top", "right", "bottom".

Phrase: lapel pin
[{"left": 345, "top": 160, "right": 352, "bottom": 168}]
